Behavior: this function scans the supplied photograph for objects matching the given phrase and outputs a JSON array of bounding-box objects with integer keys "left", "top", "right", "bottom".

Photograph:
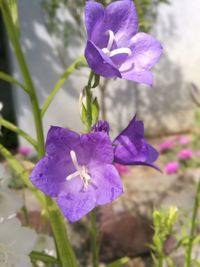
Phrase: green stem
[
  {"left": 0, "top": 118, "right": 37, "bottom": 149},
  {"left": 1, "top": 0, "right": 45, "bottom": 157},
  {"left": 1, "top": 2, "right": 77, "bottom": 266},
  {"left": 90, "top": 210, "right": 99, "bottom": 267},
  {"left": 0, "top": 71, "right": 28, "bottom": 93},
  {"left": 82, "top": 71, "right": 99, "bottom": 267},
  {"left": 185, "top": 180, "right": 200, "bottom": 267}
]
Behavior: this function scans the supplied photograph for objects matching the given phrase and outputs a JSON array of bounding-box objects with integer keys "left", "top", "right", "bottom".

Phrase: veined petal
[
  {"left": 121, "top": 68, "right": 153, "bottom": 86},
  {"left": 102, "top": 0, "right": 138, "bottom": 43},
  {"left": 45, "top": 126, "right": 80, "bottom": 156},
  {"left": 30, "top": 156, "right": 75, "bottom": 197},
  {"left": 85, "top": 1, "right": 104, "bottom": 40},
  {"left": 78, "top": 132, "right": 114, "bottom": 166},
  {"left": 121, "top": 32, "right": 163, "bottom": 71},
  {"left": 90, "top": 164, "right": 123, "bottom": 205},
  {"left": 57, "top": 186, "right": 96, "bottom": 223},
  {"left": 85, "top": 40, "right": 121, "bottom": 78}
]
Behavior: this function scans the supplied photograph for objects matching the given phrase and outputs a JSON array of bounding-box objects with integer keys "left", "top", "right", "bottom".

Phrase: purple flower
[
  {"left": 92, "top": 116, "right": 159, "bottom": 169},
  {"left": 84, "top": 0, "right": 162, "bottom": 86},
  {"left": 164, "top": 161, "right": 179, "bottom": 174},
  {"left": 113, "top": 116, "right": 159, "bottom": 169},
  {"left": 178, "top": 149, "right": 193, "bottom": 160},
  {"left": 30, "top": 127, "right": 123, "bottom": 223},
  {"left": 92, "top": 120, "right": 109, "bottom": 134}
]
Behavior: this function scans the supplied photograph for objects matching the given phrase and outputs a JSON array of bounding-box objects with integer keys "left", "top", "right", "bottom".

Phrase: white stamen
[
  {"left": 109, "top": 48, "right": 132, "bottom": 57},
  {"left": 102, "top": 30, "right": 131, "bottom": 58},
  {"left": 66, "top": 150, "right": 92, "bottom": 188},
  {"left": 106, "top": 30, "right": 115, "bottom": 51}
]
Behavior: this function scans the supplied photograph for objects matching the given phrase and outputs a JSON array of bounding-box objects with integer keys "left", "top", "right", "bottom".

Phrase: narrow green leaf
[
  {"left": 91, "top": 97, "right": 99, "bottom": 124},
  {"left": 192, "top": 259, "right": 200, "bottom": 267},
  {"left": 92, "top": 74, "right": 100, "bottom": 88},
  {"left": 0, "top": 71, "right": 28, "bottom": 93},
  {"left": 107, "top": 257, "right": 130, "bottom": 267},
  {"left": 30, "top": 251, "right": 57, "bottom": 264},
  {"left": 81, "top": 103, "right": 88, "bottom": 125}
]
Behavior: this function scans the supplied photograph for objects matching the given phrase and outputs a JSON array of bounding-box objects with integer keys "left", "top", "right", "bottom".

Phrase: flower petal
[
  {"left": 45, "top": 126, "right": 80, "bottom": 157},
  {"left": 113, "top": 116, "right": 159, "bottom": 167},
  {"left": 121, "top": 32, "right": 163, "bottom": 71},
  {"left": 85, "top": 40, "right": 121, "bottom": 78},
  {"left": 78, "top": 132, "right": 114, "bottom": 166},
  {"left": 30, "top": 155, "right": 74, "bottom": 197},
  {"left": 57, "top": 186, "right": 96, "bottom": 223},
  {"left": 90, "top": 164, "right": 123, "bottom": 205},
  {"left": 121, "top": 68, "right": 153, "bottom": 86},
  {"left": 101, "top": 0, "right": 138, "bottom": 44},
  {"left": 85, "top": 1, "right": 104, "bottom": 40}
]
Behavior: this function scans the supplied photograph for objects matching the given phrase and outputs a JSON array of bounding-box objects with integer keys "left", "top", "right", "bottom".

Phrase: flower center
[
  {"left": 66, "top": 150, "right": 92, "bottom": 188},
  {"left": 102, "top": 30, "right": 131, "bottom": 58}
]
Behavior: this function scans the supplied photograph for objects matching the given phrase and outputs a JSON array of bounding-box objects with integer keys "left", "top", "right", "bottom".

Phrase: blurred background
[{"left": 1, "top": 0, "right": 200, "bottom": 266}]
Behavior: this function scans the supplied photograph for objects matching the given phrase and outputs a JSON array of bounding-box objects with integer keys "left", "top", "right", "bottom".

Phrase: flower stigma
[
  {"left": 66, "top": 150, "right": 92, "bottom": 188},
  {"left": 102, "top": 30, "right": 131, "bottom": 58}
]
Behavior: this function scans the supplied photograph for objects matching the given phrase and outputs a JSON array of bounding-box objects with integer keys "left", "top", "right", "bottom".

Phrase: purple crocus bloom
[
  {"left": 92, "top": 116, "right": 159, "bottom": 169},
  {"left": 84, "top": 0, "right": 162, "bottom": 86},
  {"left": 30, "top": 127, "right": 123, "bottom": 223}
]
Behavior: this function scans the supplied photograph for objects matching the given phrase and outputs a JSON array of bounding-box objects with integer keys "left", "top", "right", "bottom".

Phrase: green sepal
[
  {"left": 91, "top": 74, "right": 100, "bottom": 89},
  {"left": 91, "top": 97, "right": 99, "bottom": 124}
]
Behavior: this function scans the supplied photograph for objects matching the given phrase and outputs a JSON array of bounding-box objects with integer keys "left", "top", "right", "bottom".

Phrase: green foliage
[{"left": 150, "top": 206, "right": 179, "bottom": 267}]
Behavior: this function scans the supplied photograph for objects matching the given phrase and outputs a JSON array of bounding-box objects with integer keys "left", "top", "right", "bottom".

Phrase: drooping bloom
[
  {"left": 30, "top": 127, "right": 123, "bottom": 223},
  {"left": 178, "top": 149, "right": 193, "bottom": 160},
  {"left": 0, "top": 217, "right": 37, "bottom": 267},
  {"left": 84, "top": 0, "right": 162, "bottom": 86},
  {"left": 164, "top": 161, "right": 180, "bottom": 174},
  {"left": 93, "top": 116, "right": 159, "bottom": 169}
]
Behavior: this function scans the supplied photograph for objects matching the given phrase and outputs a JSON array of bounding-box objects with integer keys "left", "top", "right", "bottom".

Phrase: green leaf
[
  {"left": 30, "top": 251, "right": 57, "bottom": 264},
  {"left": 107, "top": 257, "right": 130, "bottom": 267},
  {"left": 92, "top": 74, "right": 100, "bottom": 88},
  {"left": 81, "top": 103, "right": 87, "bottom": 126},
  {"left": 91, "top": 97, "right": 99, "bottom": 124}
]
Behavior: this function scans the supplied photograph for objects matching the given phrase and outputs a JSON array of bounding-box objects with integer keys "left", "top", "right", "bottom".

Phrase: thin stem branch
[
  {"left": 0, "top": 118, "right": 37, "bottom": 149},
  {"left": 0, "top": 71, "right": 29, "bottom": 93},
  {"left": 41, "top": 55, "right": 85, "bottom": 117},
  {"left": 185, "top": 180, "right": 200, "bottom": 267}
]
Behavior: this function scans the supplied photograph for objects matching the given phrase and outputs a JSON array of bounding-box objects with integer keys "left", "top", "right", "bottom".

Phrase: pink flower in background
[
  {"left": 17, "top": 146, "right": 32, "bottom": 156},
  {"left": 196, "top": 150, "right": 200, "bottom": 157},
  {"left": 164, "top": 161, "right": 180, "bottom": 174},
  {"left": 159, "top": 139, "right": 175, "bottom": 153},
  {"left": 178, "top": 149, "right": 193, "bottom": 160},
  {"left": 114, "top": 163, "right": 129, "bottom": 175},
  {"left": 178, "top": 135, "right": 189, "bottom": 145}
]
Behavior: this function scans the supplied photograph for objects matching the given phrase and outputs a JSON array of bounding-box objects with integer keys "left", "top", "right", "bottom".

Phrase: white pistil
[
  {"left": 102, "top": 30, "right": 131, "bottom": 58},
  {"left": 66, "top": 150, "right": 91, "bottom": 188}
]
